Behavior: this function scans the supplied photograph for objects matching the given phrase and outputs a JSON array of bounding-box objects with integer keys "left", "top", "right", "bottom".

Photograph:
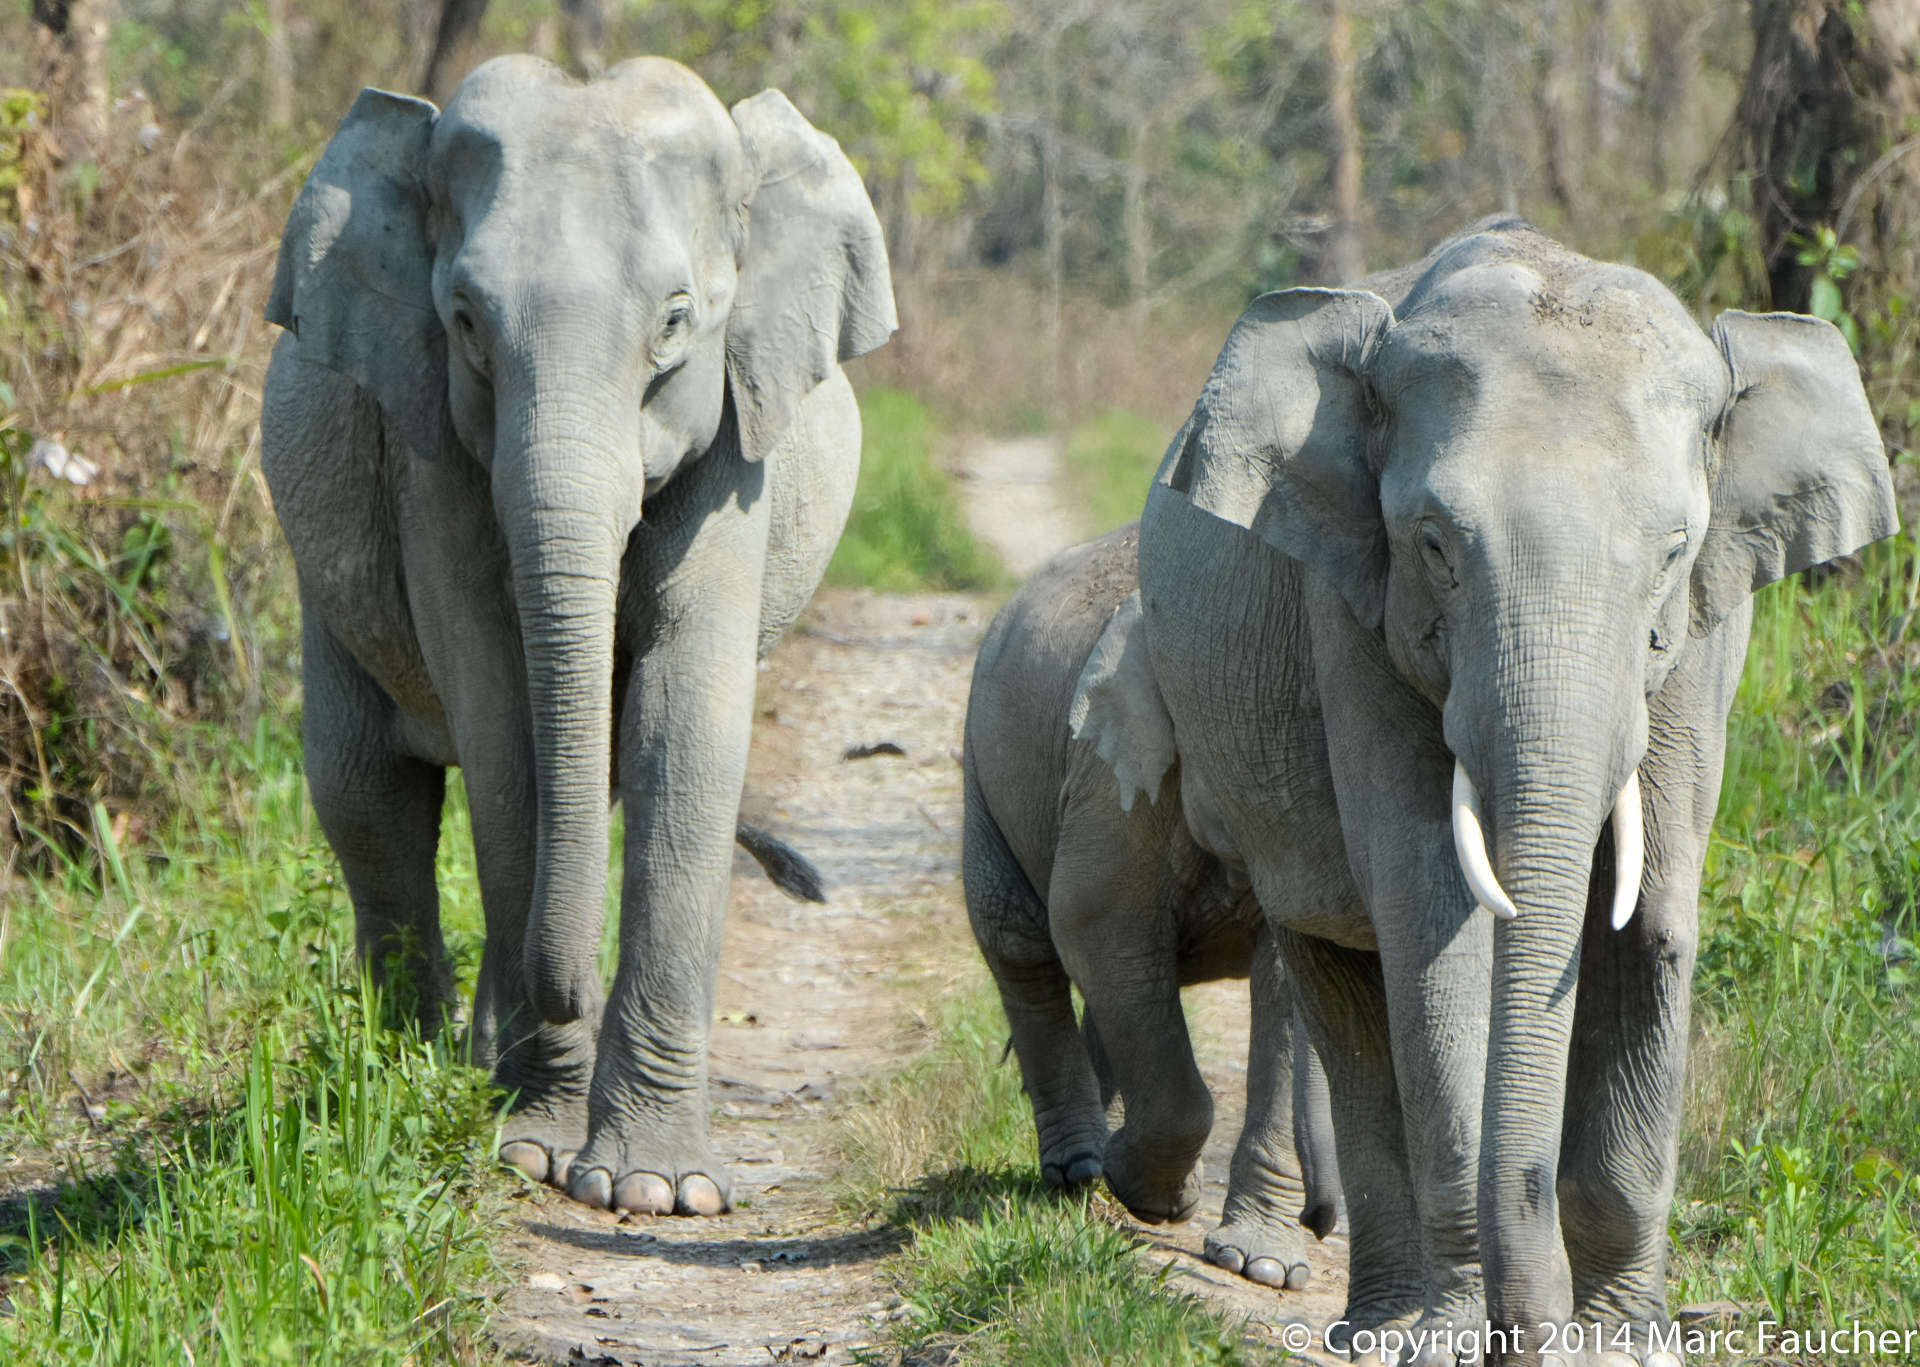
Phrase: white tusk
[
  {"left": 1610, "top": 770, "right": 1645, "bottom": 930},
  {"left": 1452, "top": 760, "right": 1519, "bottom": 920}
]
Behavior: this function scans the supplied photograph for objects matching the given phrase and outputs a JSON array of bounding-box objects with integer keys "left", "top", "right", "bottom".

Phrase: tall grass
[
  {"left": 827, "top": 386, "right": 1002, "bottom": 592},
  {"left": 1060, "top": 409, "right": 1168, "bottom": 538},
  {"left": 1674, "top": 527, "right": 1920, "bottom": 1327},
  {"left": 834, "top": 977, "right": 1268, "bottom": 1367}
]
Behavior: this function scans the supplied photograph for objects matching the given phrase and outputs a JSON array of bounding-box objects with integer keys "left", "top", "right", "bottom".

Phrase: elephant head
[
  {"left": 1162, "top": 223, "right": 1897, "bottom": 1294},
  {"left": 267, "top": 57, "right": 895, "bottom": 1024}
]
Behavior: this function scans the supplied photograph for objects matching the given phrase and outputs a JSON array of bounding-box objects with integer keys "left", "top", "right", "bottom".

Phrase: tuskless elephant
[
  {"left": 1071, "top": 217, "right": 1899, "bottom": 1364},
  {"left": 259, "top": 56, "right": 895, "bottom": 1216},
  {"left": 963, "top": 523, "right": 1343, "bottom": 1290}
]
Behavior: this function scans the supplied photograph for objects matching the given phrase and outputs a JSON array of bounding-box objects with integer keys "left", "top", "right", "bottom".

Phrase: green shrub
[
  {"left": 1061, "top": 410, "right": 1167, "bottom": 537},
  {"left": 826, "top": 387, "right": 1002, "bottom": 592}
]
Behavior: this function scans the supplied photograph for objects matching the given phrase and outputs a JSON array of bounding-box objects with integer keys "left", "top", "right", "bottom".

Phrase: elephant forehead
[
  {"left": 438, "top": 57, "right": 743, "bottom": 206},
  {"left": 1380, "top": 268, "right": 1723, "bottom": 417}
]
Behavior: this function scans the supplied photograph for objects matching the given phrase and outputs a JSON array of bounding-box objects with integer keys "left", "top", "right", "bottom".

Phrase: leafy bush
[{"left": 826, "top": 386, "right": 1002, "bottom": 592}]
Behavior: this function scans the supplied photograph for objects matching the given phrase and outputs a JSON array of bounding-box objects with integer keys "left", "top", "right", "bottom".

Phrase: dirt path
[
  {"left": 950, "top": 433, "right": 1080, "bottom": 578},
  {"left": 493, "top": 445, "right": 1349, "bottom": 1364}
]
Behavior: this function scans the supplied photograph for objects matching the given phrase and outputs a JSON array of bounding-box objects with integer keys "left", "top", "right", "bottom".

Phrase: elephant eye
[
  {"left": 1417, "top": 521, "right": 1457, "bottom": 592},
  {"left": 652, "top": 293, "right": 696, "bottom": 373},
  {"left": 451, "top": 305, "right": 491, "bottom": 379}
]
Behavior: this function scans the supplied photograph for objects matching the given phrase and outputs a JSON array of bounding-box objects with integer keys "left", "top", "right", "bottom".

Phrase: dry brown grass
[
  {"left": 858, "top": 271, "right": 1238, "bottom": 437},
  {"left": 1, "top": 84, "right": 298, "bottom": 871}
]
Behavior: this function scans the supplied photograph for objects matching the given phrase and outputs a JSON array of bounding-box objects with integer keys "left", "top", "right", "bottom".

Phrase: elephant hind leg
[
  {"left": 300, "top": 614, "right": 454, "bottom": 1038},
  {"left": 963, "top": 774, "right": 1104, "bottom": 1189}
]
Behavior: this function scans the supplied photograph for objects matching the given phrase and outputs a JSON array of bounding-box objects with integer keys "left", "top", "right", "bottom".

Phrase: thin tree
[{"left": 1323, "top": 0, "right": 1365, "bottom": 281}]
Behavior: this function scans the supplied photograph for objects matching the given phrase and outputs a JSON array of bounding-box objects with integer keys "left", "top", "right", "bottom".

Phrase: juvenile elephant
[
  {"left": 1076, "top": 218, "right": 1898, "bottom": 1363},
  {"left": 260, "top": 56, "right": 895, "bottom": 1216},
  {"left": 963, "top": 524, "right": 1343, "bottom": 1290}
]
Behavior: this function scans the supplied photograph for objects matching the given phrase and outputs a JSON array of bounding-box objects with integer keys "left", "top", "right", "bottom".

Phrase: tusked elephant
[
  {"left": 259, "top": 56, "right": 895, "bottom": 1216},
  {"left": 963, "top": 523, "right": 1343, "bottom": 1290},
  {"left": 1072, "top": 217, "right": 1898, "bottom": 1364}
]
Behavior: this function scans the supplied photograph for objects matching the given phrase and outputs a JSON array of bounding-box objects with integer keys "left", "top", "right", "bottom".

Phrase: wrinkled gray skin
[
  {"left": 258, "top": 56, "right": 895, "bottom": 1217},
  {"left": 963, "top": 524, "right": 1344, "bottom": 1291},
  {"left": 1106, "top": 218, "right": 1898, "bottom": 1365}
]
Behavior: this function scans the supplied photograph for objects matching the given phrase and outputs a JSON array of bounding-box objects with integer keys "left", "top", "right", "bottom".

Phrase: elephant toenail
[
  {"left": 1283, "top": 1262, "right": 1309, "bottom": 1291},
  {"left": 1597, "top": 1354, "right": 1638, "bottom": 1367},
  {"left": 1646, "top": 1354, "right": 1682, "bottom": 1367},
  {"left": 550, "top": 1149, "right": 577, "bottom": 1188},
  {"left": 1244, "top": 1256, "right": 1287, "bottom": 1288},
  {"left": 499, "top": 1141, "right": 550, "bottom": 1183},
  {"left": 1064, "top": 1156, "right": 1102, "bottom": 1186},
  {"left": 676, "top": 1174, "right": 726, "bottom": 1216},
  {"left": 1207, "top": 1245, "right": 1246, "bottom": 1275},
  {"left": 613, "top": 1172, "right": 674, "bottom": 1216},
  {"left": 1541, "top": 1355, "right": 1567, "bottom": 1367},
  {"left": 569, "top": 1166, "right": 614, "bottom": 1210}
]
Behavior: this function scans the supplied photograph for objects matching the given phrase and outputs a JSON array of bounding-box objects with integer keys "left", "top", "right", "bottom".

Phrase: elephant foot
[
  {"left": 1203, "top": 1214, "right": 1312, "bottom": 1291},
  {"left": 565, "top": 1125, "right": 733, "bottom": 1217},
  {"left": 497, "top": 1100, "right": 589, "bottom": 1189},
  {"left": 1040, "top": 1151, "right": 1103, "bottom": 1189},
  {"left": 1102, "top": 1126, "right": 1204, "bottom": 1224}
]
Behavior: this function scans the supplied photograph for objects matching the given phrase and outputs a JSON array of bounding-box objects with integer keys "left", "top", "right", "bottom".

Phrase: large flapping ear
[
  {"left": 726, "top": 90, "right": 897, "bottom": 461},
  {"left": 267, "top": 88, "right": 446, "bottom": 463},
  {"left": 1691, "top": 311, "right": 1900, "bottom": 637},
  {"left": 1068, "top": 590, "right": 1176, "bottom": 814},
  {"left": 1162, "top": 289, "right": 1394, "bottom": 629}
]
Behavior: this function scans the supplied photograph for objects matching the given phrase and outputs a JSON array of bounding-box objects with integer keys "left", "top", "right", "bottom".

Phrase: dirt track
[{"left": 493, "top": 438, "right": 1348, "bottom": 1365}]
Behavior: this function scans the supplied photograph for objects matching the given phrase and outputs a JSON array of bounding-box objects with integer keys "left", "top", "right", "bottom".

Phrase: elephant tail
[{"left": 735, "top": 822, "right": 828, "bottom": 904}]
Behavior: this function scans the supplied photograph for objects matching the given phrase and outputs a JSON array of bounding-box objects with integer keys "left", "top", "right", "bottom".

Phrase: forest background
[{"left": 2, "top": 1, "right": 1919, "bottom": 1362}]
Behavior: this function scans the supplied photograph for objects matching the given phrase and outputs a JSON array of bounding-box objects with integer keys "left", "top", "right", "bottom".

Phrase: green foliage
[
  {"left": 837, "top": 976, "right": 1262, "bottom": 1367},
  {"left": 1674, "top": 527, "right": 1920, "bottom": 1324},
  {"left": 1061, "top": 409, "right": 1165, "bottom": 537},
  {"left": 0, "top": 701, "right": 516, "bottom": 1364},
  {"left": 619, "top": 0, "right": 1003, "bottom": 215},
  {"left": 825, "top": 387, "right": 1002, "bottom": 592},
  {"left": 890, "top": 1198, "right": 1257, "bottom": 1367},
  {"left": 1794, "top": 225, "right": 1864, "bottom": 354},
  {"left": 0, "top": 88, "right": 39, "bottom": 207}
]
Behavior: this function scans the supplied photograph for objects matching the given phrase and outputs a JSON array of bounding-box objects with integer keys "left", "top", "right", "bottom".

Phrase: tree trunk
[
  {"left": 1585, "top": 0, "right": 1619, "bottom": 156},
  {"left": 32, "top": 0, "right": 111, "bottom": 159},
  {"left": 423, "top": 0, "right": 490, "bottom": 105},
  {"left": 559, "top": 0, "right": 608, "bottom": 79},
  {"left": 1644, "top": 1, "right": 1703, "bottom": 190},
  {"left": 1124, "top": 113, "right": 1151, "bottom": 326},
  {"left": 1041, "top": 29, "right": 1064, "bottom": 411},
  {"left": 265, "top": 0, "right": 294, "bottom": 128},
  {"left": 1739, "top": 0, "right": 1920, "bottom": 312},
  {"left": 1323, "top": 0, "right": 1365, "bottom": 282},
  {"left": 1532, "top": 0, "right": 1580, "bottom": 220}
]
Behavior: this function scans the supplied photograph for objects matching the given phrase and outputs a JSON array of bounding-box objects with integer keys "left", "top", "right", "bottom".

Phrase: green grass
[
  {"left": 834, "top": 975, "right": 1270, "bottom": 1366},
  {"left": 1673, "top": 525, "right": 1920, "bottom": 1327},
  {"left": 1060, "top": 409, "right": 1168, "bottom": 538},
  {"left": 826, "top": 387, "right": 1003, "bottom": 592},
  {"left": 0, "top": 712, "right": 522, "bottom": 1366}
]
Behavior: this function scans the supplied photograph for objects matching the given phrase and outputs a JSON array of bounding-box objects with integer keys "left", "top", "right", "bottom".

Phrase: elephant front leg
[
  {"left": 566, "top": 616, "right": 760, "bottom": 1217},
  {"left": 1206, "top": 928, "right": 1318, "bottom": 1290},
  {"left": 1553, "top": 610, "right": 1746, "bottom": 1367}
]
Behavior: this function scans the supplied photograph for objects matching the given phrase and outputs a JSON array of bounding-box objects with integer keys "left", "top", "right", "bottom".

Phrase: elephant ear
[
  {"left": 727, "top": 91, "right": 897, "bottom": 462},
  {"left": 1162, "top": 288, "right": 1394, "bottom": 629},
  {"left": 1691, "top": 311, "right": 1900, "bottom": 637},
  {"left": 1069, "top": 591, "right": 1176, "bottom": 814},
  {"left": 266, "top": 88, "right": 447, "bottom": 464}
]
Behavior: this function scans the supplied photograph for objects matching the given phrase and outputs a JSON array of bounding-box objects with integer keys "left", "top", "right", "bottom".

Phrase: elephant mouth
[{"left": 1450, "top": 759, "right": 1644, "bottom": 929}]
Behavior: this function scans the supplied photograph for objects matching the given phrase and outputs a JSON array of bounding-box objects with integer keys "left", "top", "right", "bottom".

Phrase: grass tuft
[
  {"left": 1060, "top": 409, "right": 1169, "bottom": 538},
  {"left": 827, "top": 387, "right": 1003, "bottom": 593},
  {"left": 834, "top": 972, "right": 1265, "bottom": 1367}
]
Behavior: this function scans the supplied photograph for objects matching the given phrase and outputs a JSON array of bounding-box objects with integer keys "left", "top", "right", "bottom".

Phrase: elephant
[
  {"left": 963, "top": 523, "right": 1344, "bottom": 1290},
  {"left": 1068, "top": 217, "right": 1899, "bottom": 1363},
  {"left": 258, "top": 55, "right": 895, "bottom": 1217}
]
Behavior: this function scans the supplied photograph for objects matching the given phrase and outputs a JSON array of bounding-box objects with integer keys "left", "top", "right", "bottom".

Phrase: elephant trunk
[
  {"left": 496, "top": 382, "right": 645, "bottom": 1026},
  {"left": 1443, "top": 602, "right": 1649, "bottom": 1333}
]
